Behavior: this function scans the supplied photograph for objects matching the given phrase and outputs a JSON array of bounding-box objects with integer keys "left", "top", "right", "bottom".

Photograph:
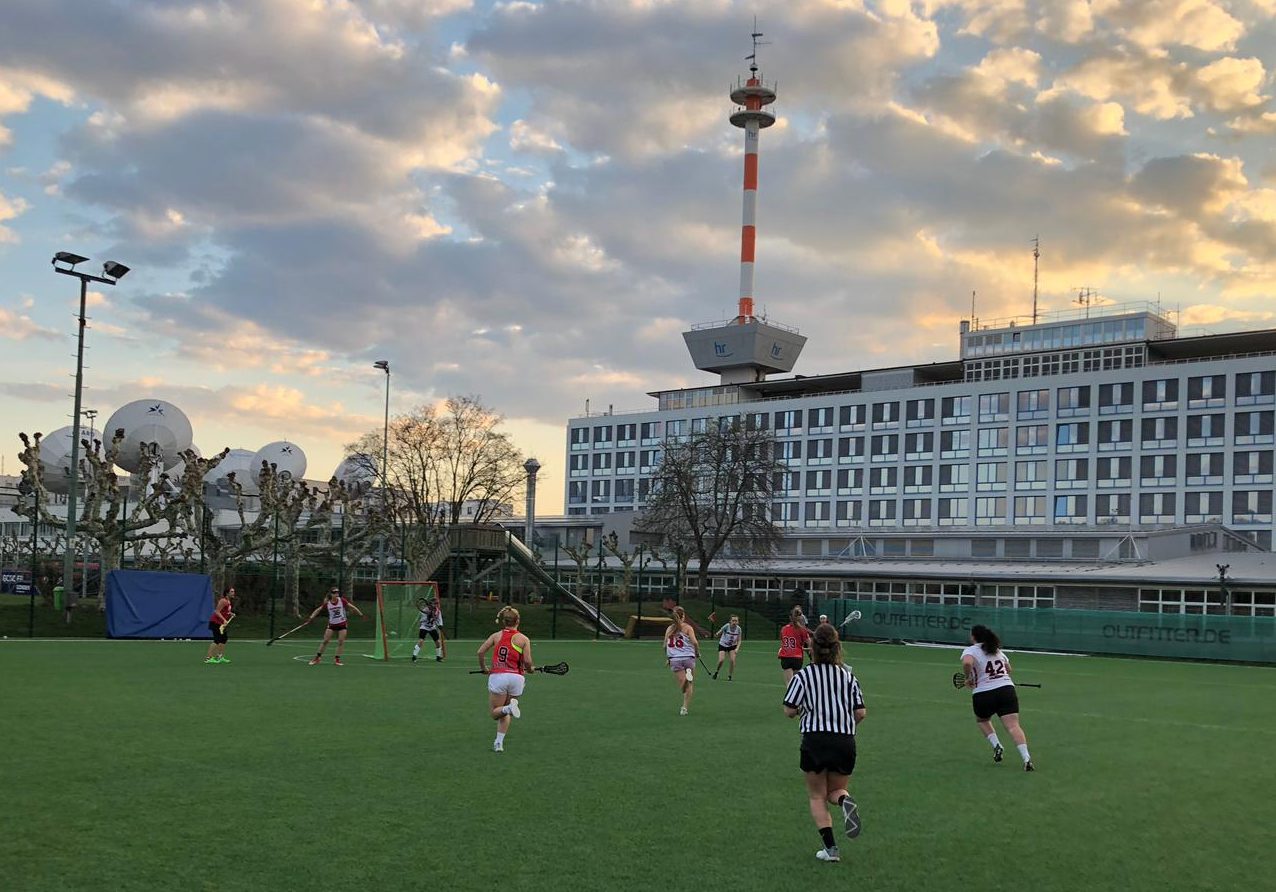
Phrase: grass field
[{"left": 5, "top": 637, "right": 1275, "bottom": 891}]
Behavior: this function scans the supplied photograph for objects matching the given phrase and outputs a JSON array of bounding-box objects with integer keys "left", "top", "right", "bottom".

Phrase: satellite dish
[
  {"left": 253, "top": 440, "right": 307, "bottom": 483},
  {"left": 205, "top": 448, "right": 259, "bottom": 494},
  {"left": 36, "top": 425, "right": 94, "bottom": 494},
  {"left": 333, "top": 453, "right": 376, "bottom": 489},
  {"left": 103, "top": 399, "right": 194, "bottom": 473}
]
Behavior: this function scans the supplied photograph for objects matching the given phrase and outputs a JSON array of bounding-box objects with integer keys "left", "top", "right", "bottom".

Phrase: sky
[{"left": 2, "top": 0, "right": 1274, "bottom": 512}]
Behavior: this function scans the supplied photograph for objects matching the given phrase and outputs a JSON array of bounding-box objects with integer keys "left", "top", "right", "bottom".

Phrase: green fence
[{"left": 821, "top": 599, "right": 1276, "bottom": 663}]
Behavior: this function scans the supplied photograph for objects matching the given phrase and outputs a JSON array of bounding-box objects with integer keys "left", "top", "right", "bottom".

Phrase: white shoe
[
  {"left": 507, "top": 698, "right": 521, "bottom": 719},
  {"left": 493, "top": 741, "right": 504, "bottom": 753},
  {"left": 679, "top": 706, "right": 688, "bottom": 716},
  {"left": 816, "top": 847, "right": 840, "bottom": 862},
  {"left": 686, "top": 669, "right": 693, "bottom": 683}
]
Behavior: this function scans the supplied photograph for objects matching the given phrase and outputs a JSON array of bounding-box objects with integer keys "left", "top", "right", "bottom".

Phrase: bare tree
[
  {"left": 346, "top": 395, "right": 524, "bottom": 576},
  {"left": 635, "top": 420, "right": 784, "bottom": 599},
  {"left": 601, "top": 530, "right": 636, "bottom": 599},
  {"left": 560, "top": 541, "right": 595, "bottom": 595}
]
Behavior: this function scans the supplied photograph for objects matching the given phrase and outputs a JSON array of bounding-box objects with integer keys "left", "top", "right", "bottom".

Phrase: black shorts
[
  {"left": 780, "top": 657, "right": 804, "bottom": 672},
  {"left": 972, "top": 685, "right": 1020, "bottom": 720},
  {"left": 328, "top": 622, "right": 348, "bottom": 633},
  {"left": 418, "top": 628, "right": 440, "bottom": 642},
  {"left": 800, "top": 732, "right": 857, "bottom": 775},
  {"left": 718, "top": 643, "right": 738, "bottom": 653},
  {"left": 208, "top": 621, "right": 228, "bottom": 644}
]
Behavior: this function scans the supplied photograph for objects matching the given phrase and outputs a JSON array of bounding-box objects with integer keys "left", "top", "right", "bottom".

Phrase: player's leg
[
  {"left": 714, "top": 648, "right": 725, "bottom": 678},
  {"left": 311, "top": 627, "right": 333, "bottom": 664},
  {"left": 412, "top": 628, "right": 427, "bottom": 662},
  {"left": 976, "top": 716, "right": 1003, "bottom": 762},
  {"left": 334, "top": 627, "right": 348, "bottom": 663},
  {"left": 728, "top": 647, "right": 738, "bottom": 679},
  {"left": 999, "top": 712, "right": 1032, "bottom": 769},
  {"left": 673, "top": 666, "right": 692, "bottom": 714},
  {"left": 216, "top": 626, "right": 230, "bottom": 662},
  {"left": 430, "top": 629, "right": 443, "bottom": 661}
]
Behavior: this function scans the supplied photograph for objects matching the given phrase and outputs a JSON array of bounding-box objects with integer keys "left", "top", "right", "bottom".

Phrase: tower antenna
[
  {"left": 971, "top": 290, "right": 977, "bottom": 327},
  {"left": 746, "top": 16, "right": 771, "bottom": 75},
  {"left": 729, "top": 21, "right": 777, "bottom": 325},
  {"left": 1031, "top": 235, "right": 1040, "bottom": 325}
]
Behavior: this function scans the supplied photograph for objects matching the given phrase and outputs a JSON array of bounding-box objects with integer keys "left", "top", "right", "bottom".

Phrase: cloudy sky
[{"left": 2, "top": 0, "right": 1274, "bottom": 510}]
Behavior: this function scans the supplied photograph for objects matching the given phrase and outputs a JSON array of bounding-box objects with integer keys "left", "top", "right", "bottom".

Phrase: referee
[{"left": 782, "top": 622, "right": 866, "bottom": 863}]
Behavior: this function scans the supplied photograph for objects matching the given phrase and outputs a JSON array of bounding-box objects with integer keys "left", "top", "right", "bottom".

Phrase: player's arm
[
  {"left": 306, "top": 604, "right": 323, "bottom": 622},
  {"left": 344, "top": 597, "right": 366, "bottom": 618},
  {"left": 519, "top": 636, "right": 534, "bottom": 673},
  {"left": 961, "top": 654, "right": 978, "bottom": 688},
  {"left": 476, "top": 632, "right": 497, "bottom": 672}
]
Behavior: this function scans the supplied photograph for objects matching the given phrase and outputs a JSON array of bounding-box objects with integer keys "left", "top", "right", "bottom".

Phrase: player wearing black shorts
[
  {"left": 961, "top": 624, "right": 1034, "bottom": 771},
  {"left": 782, "top": 622, "right": 866, "bottom": 864}
]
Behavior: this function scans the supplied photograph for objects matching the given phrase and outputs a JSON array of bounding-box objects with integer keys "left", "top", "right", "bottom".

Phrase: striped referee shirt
[{"left": 783, "top": 663, "right": 866, "bottom": 735}]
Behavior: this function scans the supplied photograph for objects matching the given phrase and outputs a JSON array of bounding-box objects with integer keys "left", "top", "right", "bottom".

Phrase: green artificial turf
[{"left": 4, "top": 639, "right": 1274, "bottom": 891}]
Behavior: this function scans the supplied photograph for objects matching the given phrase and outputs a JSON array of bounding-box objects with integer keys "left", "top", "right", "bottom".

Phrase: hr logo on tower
[{"left": 714, "top": 342, "right": 734, "bottom": 357}]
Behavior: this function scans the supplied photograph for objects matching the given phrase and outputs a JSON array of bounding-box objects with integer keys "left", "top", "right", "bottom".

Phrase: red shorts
[{"left": 328, "top": 622, "right": 348, "bottom": 632}]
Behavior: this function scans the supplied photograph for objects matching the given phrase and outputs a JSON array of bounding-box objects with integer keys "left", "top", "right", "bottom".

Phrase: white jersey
[
  {"left": 665, "top": 626, "right": 696, "bottom": 659},
  {"left": 324, "top": 598, "right": 349, "bottom": 625},
  {"left": 718, "top": 624, "right": 742, "bottom": 647},
  {"left": 418, "top": 607, "right": 444, "bottom": 631},
  {"left": 961, "top": 645, "right": 1015, "bottom": 693}
]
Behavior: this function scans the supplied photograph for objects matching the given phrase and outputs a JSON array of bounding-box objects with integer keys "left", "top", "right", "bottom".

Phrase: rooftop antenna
[
  {"left": 970, "top": 290, "right": 977, "bottom": 328},
  {"left": 1075, "top": 286, "right": 1098, "bottom": 319},
  {"left": 746, "top": 16, "right": 770, "bottom": 75},
  {"left": 1031, "top": 236, "right": 1040, "bottom": 325}
]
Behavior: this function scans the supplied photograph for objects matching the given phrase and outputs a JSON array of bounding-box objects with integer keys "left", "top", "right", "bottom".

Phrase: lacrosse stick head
[{"left": 952, "top": 671, "right": 966, "bottom": 689}]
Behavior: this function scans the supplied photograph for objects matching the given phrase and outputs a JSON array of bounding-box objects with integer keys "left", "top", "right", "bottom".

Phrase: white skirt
[{"left": 488, "top": 672, "right": 526, "bottom": 697}]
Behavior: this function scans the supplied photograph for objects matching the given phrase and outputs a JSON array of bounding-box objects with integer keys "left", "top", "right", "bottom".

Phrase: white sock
[
  {"left": 435, "top": 646, "right": 442, "bottom": 657},
  {"left": 1017, "top": 743, "right": 1031, "bottom": 763},
  {"left": 987, "top": 733, "right": 1002, "bottom": 748},
  {"left": 494, "top": 732, "right": 506, "bottom": 745},
  {"left": 412, "top": 643, "right": 420, "bottom": 657}
]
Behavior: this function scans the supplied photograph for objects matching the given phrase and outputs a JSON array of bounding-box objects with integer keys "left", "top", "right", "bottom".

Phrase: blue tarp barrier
[{"left": 104, "top": 570, "right": 214, "bottom": 639}]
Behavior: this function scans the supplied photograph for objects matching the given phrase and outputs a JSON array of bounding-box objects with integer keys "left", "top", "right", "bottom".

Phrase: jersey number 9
[{"left": 497, "top": 645, "right": 510, "bottom": 665}]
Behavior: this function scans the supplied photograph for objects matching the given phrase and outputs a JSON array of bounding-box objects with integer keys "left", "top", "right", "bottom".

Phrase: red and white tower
[
  {"left": 682, "top": 29, "right": 805, "bottom": 385},
  {"left": 729, "top": 32, "right": 777, "bottom": 324}
]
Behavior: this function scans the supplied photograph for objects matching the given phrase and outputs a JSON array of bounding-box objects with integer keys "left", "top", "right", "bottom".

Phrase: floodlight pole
[
  {"left": 54, "top": 265, "right": 120, "bottom": 599},
  {"left": 374, "top": 361, "right": 391, "bottom": 580}
]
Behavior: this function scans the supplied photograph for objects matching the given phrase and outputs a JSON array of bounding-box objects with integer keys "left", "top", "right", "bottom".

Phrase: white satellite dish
[
  {"left": 253, "top": 440, "right": 307, "bottom": 483},
  {"left": 36, "top": 425, "right": 94, "bottom": 495},
  {"left": 333, "top": 453, "right": 376, "bottom": 489},
  {"left": 205, "top": 448, "right": 259, "bottom": 494},
  {"left": 103, "top": 399, "right": 194, "bottom": 473}
]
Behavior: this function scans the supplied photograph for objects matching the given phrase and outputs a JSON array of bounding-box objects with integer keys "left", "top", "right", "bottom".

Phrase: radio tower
[{"left": 729, "top": 24, "right": 777, "bottom": 324}]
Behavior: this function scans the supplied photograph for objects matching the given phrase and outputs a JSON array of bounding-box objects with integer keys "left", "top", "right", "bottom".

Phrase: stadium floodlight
[{"left": 51, "top": 252, "right": 131, "bottom": 602}]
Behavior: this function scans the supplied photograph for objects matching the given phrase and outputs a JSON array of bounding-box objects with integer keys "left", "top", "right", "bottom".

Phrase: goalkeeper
[{"left": 412, "top": 597, "right": 447, "bottom": 663}]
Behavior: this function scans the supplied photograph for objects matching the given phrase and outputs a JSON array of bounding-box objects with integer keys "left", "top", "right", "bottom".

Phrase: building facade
[{"left": 564, "top": 303, "right": 1276, "bottom": 554}]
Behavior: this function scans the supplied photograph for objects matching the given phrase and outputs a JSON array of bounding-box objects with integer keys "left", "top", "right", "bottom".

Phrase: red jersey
[
  {"left": 777, "top": 623, "right": 810, "bottom": 659},
  {"left": 210, "top": 598, "right": 232, "bottom": 624},
  {"left": 491, "top": 628, "right": 525, "bottom": 675}
]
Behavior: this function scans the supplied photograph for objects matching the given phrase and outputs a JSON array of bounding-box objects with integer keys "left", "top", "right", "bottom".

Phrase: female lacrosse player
[
  {"left": 961, "top": 624, "right": 1034, "bottom": 771},
  {"left": 783, "top": 623, "right": 866, "bottom": 863},
  {"left": 713, "top": 614, "right": 743, "bottom": 680},
  {"left": 778, "top": 606, "right": 812, "bottom": 682},
  {"left": 204, "top": 586, "right": 235, "bottom": 664},
  {"left": 412, "top": 597, "right": 445, "bottom": 663},
  {"left": 306, "top": 587, "right": 366, "bottom": 666},
  {"left": 664, "top": 606, "right": 699, "bottom": 715},
  {"left": 477, "top": 606, "right": 533, "bottom": 753}
]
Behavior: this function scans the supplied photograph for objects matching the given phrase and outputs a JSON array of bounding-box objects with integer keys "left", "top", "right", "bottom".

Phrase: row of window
[
  {"left": 1139, "top": 587, "right": 1276, "bottom": 617},
  {"left": 964, "top": 317, "right": 1152, "bottom": 357},
  {"left": 570, "top": 373, "right": 1276, "bottom": 449},
  {"left": 965, "top": 346, "right": 1147, "bottom": 380}
]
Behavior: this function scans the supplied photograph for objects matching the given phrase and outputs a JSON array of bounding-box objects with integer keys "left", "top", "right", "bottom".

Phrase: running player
[
  {"left": 665, "top": 606, "right": 699, "bottom": 715},
  {"left": 778, "top": 606, "right": 812, "bottom": 681},
  {"left": 204, "top": 586, "right": 235, "bottom": 664},
  {"left": 961, "top": 624, "right": 1034, "bottom": 771},
  {"left": 306, "top": 587, "right": 366, "bottom": 666},
  {"left": 477, "top": 606, "right": 533, "bottom": 753},
  {"left": 713, "top": 614, "right": 743, "bottom": 680},
  {"left": 412, "top": 597, "right": 446, "bottom": 663}
]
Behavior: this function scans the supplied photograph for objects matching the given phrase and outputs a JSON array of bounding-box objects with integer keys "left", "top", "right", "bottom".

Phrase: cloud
[
  {"left": 0, "top": 190, "right": 30, "bottom": 242},
  {"left": 1091, "top": 0, "right": 1246, "bottom": 53},
  {"left": 0, "top": 307, "right": 60, "bottom": 341},
  {"left": 1195, "top": 57, "right": 1268, "bottom": 113}
]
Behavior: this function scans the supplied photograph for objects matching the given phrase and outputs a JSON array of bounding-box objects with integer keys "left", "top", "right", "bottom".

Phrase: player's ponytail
[
  {"left": 972, "top": 624, "right": 1001, "bottom": 655},
  {"left": 668, "top": 605, "right": 686, "bottom": 640},
  {"left": 812, "top": 623, "right": 841, "bottom": 665},
  {"left": 789, "top": 606, "right": 803, "bottom": 627},
  {"left": 497, "top": 606, "right": 520, "bottom": 628}
]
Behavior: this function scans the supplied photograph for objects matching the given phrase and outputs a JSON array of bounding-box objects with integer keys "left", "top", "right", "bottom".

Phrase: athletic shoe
[
  {"left": 840, "top": 795, "right": 862, "bottom": 839},
  {"left": 493, "top": 742, "right": 504, "bottom": 753},
  {"left": 816, "top": 847, "right": 840, "bottom": 862},
  {"left": 686, "top": 669, "right": 693, "bottom": 683},
  {"left": 435, "top": 655, "right": 443, "bottom": 662},
  {"left": 216, "top": 656, "right": 231, "bottom": 664},
  {"left": 507, "top": 698, "right": 521, "bottom": 719},
  {"left": 728, "top": 676, "right": 733, "bottom": 681},
  {"left": 308, "top": 657, "right": 321, "bottom": 665},
  {"left": 679, "top": 706, "right": 688, "bottom": 716},
  {"left": 334, "top": 657, "right": 343, "bottom": 666},
  {"left": 1025, "top": 760, "right": 1035, "bottom": 772},
  {"left": 713, "top": 671, "right": 719, "bottom": 680},
  {"left": 204, "top": 657, "right": 218, "bottom": 664},
  {"left": 411, "top": 654, "right": 418, "bottom": 663},
  {"left": 993, "top": 743, "right": 1004, "bottom": 763}
]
